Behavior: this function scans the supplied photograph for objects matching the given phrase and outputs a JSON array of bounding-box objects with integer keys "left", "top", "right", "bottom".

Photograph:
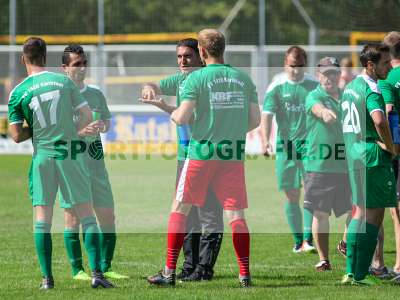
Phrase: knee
[
  {"left": 285, "top": 189, "right": 300, "bottom": 202},
  {"left": 313, "top": 210, "right": 329, "bottom": 221},
  {"left": 95, "top": 207, "right": 115, "bottom": 226},
  {"left": 171, "top": 201, "right": 192, "bottom": 216},
  {"left": 226, "top": 209, "right": 245, "bottom": 223},
  {"left": 64, "top": 209, "right": 80, "bottom": 229},
  {"left": 390, "top": 207, "right": 400, "bottom": 221}
]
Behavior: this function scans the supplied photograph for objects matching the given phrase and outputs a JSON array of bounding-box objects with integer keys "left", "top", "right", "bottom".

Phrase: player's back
[
  {"left": 182, "top": 64, "right": 258, "bottom": 160},
  {"left": 8, "top": 71, "right": 84, "bottom": 155}
]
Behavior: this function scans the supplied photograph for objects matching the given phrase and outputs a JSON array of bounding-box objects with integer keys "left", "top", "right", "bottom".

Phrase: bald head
[{"left": 198, "top": 29, "right": 225, "bottom": 58}]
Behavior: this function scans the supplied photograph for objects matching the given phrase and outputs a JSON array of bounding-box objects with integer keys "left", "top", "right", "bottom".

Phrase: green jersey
[
  {"left": 159, "top": 72, "right": 189, "bottom": 161},
  {"left": 263, "top": 74, "right": 318, "bottom": 150},
  {"left": 79, "top": 85, "right": 111, "bottom": 167},
  {"left": 79, "top": 84, "right": 111, "bottom": 141},
  {"left": 379, "top": 66, "right": 400, "bottom": 111},
  {"left": 180, "top": 64, "right": 258, "bottom": 161},
  {"left": 341, "top": 75, "right": 392, "bottom": 171},
  {"left": 304, "top": 85, "right": 347, "bottom": 173},
  {"left": 8, "top": 71, "right": 86, "bottom": 155}
]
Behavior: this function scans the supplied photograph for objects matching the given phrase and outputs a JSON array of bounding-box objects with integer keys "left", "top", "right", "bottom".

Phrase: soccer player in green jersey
[
  {"left": 261, "top": 46, "right": 318, "bottom": 253},
  {"left": 60, "top": 44, "right": 128, "bottom": 280},
  {"left": 147, "top": 29, "right": 260, "bottom": 287},
  {"left": 341, "top": 43, "right": 396, "bottom": 285},
  {"left": 8, "top": 37, "right": 114, "bottom": 289},
  {"left": 140, "top": 38, "right": 224, "bottom": 281},
  {"left": 369, "top": 31, "right": 400, "bottom": 280},
  {"left": 303, "top": 57, "right": 352, "bottom": 271}
]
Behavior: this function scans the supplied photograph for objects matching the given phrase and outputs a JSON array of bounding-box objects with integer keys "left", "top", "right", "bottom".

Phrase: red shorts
[{"left": 176, "top": 159, "right": 248, "bottom": 210}]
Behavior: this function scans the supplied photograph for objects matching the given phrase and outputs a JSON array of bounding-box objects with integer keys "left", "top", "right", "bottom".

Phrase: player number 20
[
  {"left": 29, "top": 90, "right": 60, "bottom": 128},
  {"left": 342, "top": 101, "right": 361, "bottom": 134}
]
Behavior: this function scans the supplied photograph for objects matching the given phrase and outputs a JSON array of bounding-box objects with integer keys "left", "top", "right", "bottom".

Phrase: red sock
[
  {"left": 231, "top": 218, "right": 250, "bottom": 276},
  {"left": 165, "top": 212, "right": 186, "bottom": 270}
]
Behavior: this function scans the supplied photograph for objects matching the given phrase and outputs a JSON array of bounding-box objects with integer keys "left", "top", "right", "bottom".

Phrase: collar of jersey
[
  {"left": 359, "top": 74, "right": 381, "bottom": 94},
  {"left": 207, "top": 63, "right": 230, "bottom": 67},
  {"left": 28, "top": 70, "right": 49, "bottom": 78},
  {"left": 80, "top": 85, "right": 88, "bottom": 93},
  {"left": 287, "top": 78, "right": 304, "bottom": 85}
]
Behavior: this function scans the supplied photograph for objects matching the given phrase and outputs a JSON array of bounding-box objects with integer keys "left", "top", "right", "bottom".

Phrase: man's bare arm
[
  {"left": 371, "top": 110, "right": 395, "bottom": 155},
  {"left": 311, "top": 103, "right": 337, "bottom": 124},
  {"left": 171, "top": 101, "right": 196, "bottom": 125},
  {"left": 140, "top": 83, "right": 176, "bottom": 114},
  {"left": 8, "top": 123, "right": 32, "bottom": 143},
  {"left": 76, "top": 104, "right": 93, "bottom": 136},
  {"left": 260, "top": 112, "right": 274, "bottom": 155},
  {"left": 248, "top": 103, "right": 261, "bottom": 132}
]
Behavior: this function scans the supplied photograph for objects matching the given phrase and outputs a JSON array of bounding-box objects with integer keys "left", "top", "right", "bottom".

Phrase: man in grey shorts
[{"left": 303, "top": 57, "right": 352, "bottom": 271}]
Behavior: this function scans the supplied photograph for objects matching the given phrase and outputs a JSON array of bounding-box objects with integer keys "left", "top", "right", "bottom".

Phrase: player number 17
[{"left": 29, "top": 90, "right": 60, "bottom": 128}]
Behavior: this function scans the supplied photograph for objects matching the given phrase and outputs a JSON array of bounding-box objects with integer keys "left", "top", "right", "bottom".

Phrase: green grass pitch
[{"left": 1, "top": 154, "right": 399, "bottom": 299}]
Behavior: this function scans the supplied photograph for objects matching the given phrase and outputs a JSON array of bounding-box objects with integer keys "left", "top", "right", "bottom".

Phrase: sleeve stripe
[
  {"left": 74, "top": 101, "right": 88, "bottom": 110},
  {"left": 9, "top": 120, "right": 24, "bottom": 125},
  {"left": 369, "top": 108, "right": 384, "bottom": 116}
]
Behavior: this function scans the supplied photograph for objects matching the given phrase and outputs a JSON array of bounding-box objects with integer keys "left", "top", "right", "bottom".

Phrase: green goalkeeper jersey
[
  {"left": 8, "top": 71, "right": 87, "bottom": 155},
  {"left": 263, "top": 74, "right": 318, "bottom": 150},
  {"left": 341, "top": 74, "right": 392, "bottom": 171}
]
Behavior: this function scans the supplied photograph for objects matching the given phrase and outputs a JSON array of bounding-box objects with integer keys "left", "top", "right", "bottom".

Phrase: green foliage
[{"left": 2, "top": 0, "right": 400, "bottom": 44}]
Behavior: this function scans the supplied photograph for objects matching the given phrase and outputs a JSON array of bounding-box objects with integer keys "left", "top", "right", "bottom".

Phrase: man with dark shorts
[{"left": 303, "top": 57, "right": 352, "bottom": 271}]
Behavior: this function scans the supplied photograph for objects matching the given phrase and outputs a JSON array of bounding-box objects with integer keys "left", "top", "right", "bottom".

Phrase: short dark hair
[
  {"left": 390, "top": 41, "right": 400, "bottom": 60},
  {"left": 62, "top": 44, "right": 85, "bottom": 65},
  {"left": 176, "top": 38, "right": 199, "bottom": 56},
  {"left": 285, "top": 46, "right": 307, "bottom": 62},
  {"left": 23, "top": 37, "right": 46, "bottom": 66},
  {"left": 360, "top": 43, "right": 390, "bottom": 67}
]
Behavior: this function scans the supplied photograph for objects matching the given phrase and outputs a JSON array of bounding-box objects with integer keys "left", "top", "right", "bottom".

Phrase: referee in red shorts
[{"left": 147, "top": 28, "right": 261, "bottom": 288}]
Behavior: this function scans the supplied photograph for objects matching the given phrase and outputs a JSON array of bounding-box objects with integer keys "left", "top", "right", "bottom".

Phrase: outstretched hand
[{"left": 321, "top": 109, "right": 337, "bottom": 124}]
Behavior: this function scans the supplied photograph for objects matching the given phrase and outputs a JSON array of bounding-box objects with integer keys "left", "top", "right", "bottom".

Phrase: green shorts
[
  {"left": 349, "top": 166, "right": 396, "bottom": 208},
  {"left": 60, "top": 157, "right": 114, "bottom": 209},
  {"left": 29, "top": 153, "right": 92, "bottom": 207},
  {"left": 275, "top": 150, "right": 305, "bottom": 191}
]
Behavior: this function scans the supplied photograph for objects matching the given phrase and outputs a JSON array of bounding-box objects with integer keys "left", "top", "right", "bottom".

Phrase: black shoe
[
  {"left": 176, "top": 269, "right": 193, "bottom": 280},
  {"left": 147, "top": 270, "right": 176, "bottom": 286},
  {"left": 39, "top": 276, "right": 54, "bottom": 290},
  {"left": 91, "top": 271, "right": 115, "bottom": 288},
  {"left": 181, "top": 267, "right": 214, "bottom": 282},
  {"left": 239, "top": 275, "right": 251, "bottom": 288}
]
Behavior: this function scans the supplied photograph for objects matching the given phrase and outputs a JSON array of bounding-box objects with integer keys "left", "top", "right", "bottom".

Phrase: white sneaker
[
  {"left": 302, "top": 241, "right": 316, "bottom": 253},
  {"left": 292, "top": 243, "right": 303, "bottom": 253}
]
